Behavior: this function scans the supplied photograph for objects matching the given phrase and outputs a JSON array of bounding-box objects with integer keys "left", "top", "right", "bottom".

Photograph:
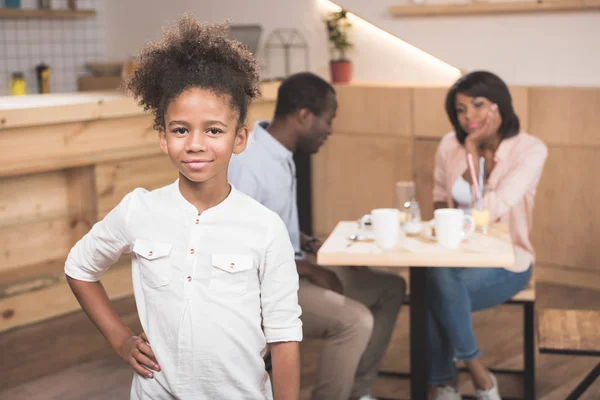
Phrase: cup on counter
[
  {"left": 434, "top": 208, "right": 475, "bottom": 249},
  {"left": 370, "top": 208, "right": 403, "bottom": 249}
]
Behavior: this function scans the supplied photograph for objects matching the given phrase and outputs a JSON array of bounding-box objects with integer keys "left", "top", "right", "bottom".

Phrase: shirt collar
[
  {"left": 168, "top": 179, "right": 239, "bottom": 216},
  {"left": 252, "top": 120, "right": 294, "bottom": 162}
]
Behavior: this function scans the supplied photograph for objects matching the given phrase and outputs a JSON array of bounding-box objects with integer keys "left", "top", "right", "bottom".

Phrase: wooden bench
[{"left": 538, "top": 309, "right": 600, "bottom": 400}]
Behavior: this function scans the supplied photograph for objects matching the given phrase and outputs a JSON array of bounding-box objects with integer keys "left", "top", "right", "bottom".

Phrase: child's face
[{"left": 159, "top": 88, "right": 248, "bottom": 185}]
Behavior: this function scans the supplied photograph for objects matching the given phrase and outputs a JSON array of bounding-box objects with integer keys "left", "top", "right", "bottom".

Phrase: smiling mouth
[{"left": 183, "top": 160, "right": 213, "bottom": 170}]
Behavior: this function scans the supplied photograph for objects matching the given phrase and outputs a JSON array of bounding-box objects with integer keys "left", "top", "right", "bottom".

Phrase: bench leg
[
  {"left": 565, "top": 362, "right": 600, "bottom": 400},
  {"left": 524, "top": 302, "right": 536, "bottom": 400}
]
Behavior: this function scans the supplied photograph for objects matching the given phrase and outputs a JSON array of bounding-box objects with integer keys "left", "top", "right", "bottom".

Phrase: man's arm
[
  {"left": 269, "top": 341, "right": 300, "bottom": 400},
  {"left": 300, "top": 231, "right": 321, "bottom": 253},
  {"left": 296, "top": 259, "right": 342, "bottom": 294}
]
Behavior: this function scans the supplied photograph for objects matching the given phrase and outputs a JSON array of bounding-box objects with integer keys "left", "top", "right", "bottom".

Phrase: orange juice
[
  {"left": 399, "top": 211, "right": 406, "bottom": 224},
  {"left": 472, "top": 208, "right": 490, "bottom": 233}
]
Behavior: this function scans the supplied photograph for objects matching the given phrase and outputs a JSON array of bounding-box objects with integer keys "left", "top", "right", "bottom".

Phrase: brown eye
[
  {"left": 207, "top": 128, "right": 223, "bottom": 135},
  {"left": 172, "top": 128, "right": 187, "bottom": 135}
]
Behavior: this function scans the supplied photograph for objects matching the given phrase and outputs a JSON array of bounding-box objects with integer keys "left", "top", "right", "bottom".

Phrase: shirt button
[
  {"left": 148, "top": 251, "right": 153, "bottom": 257},
  {"left": 187, "top": 276, "right": 192, "bottom": 282},
  {"left": 190, "top": 249, "right": 195, "bottom": 255},
  {"left": 195, "top": 219, "right": 199, "bottom": 224},
  {"left": 229, "top": 262, "right": 235, "bottom": 269}
]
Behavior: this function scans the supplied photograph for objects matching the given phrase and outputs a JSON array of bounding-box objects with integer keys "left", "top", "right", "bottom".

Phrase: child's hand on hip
[{"left": 117, "top": 331, "right": 161, "bottom": 378}]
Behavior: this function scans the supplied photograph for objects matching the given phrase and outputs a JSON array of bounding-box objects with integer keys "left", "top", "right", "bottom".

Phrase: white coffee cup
[
  {"left": 434, "top": 208, "right": 475, "bottom": 249},
  {"left": 371, "top": 208, "right": 402, "bottom": 249}
]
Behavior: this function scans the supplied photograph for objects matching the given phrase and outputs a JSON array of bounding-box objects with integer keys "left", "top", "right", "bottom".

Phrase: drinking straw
[
  {"left": 478, "top": 157, "right": 485, "bottom": 210},
  {"left": 467, "top": 153, "right": 480, "bottom": 203}
]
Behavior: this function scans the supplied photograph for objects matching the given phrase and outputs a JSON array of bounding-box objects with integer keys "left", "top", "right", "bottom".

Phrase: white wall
[
  {"left": 339, "top": 0, "right": 600, "bottom": 86},
  {"left": 103, "top": 0, "right": 460, "bottom": 85}
]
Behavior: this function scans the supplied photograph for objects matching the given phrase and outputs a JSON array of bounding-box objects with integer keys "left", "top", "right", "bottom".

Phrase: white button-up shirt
[
  {"left": 65, "top": 181, "right": 302, "bottom": 399},
  {"left": 228, "top": 121, "right": 303, "bottom": 258}
]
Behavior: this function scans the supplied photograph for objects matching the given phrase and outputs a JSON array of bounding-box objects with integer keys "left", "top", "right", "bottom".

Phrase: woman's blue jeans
[{"left": 427, "top": 265, "right": 532, "bottom": 385}]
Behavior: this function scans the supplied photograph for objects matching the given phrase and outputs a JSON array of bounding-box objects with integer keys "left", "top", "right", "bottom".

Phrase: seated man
[{"left": 229, "top": 72, "right": 406, "bottom": 400}]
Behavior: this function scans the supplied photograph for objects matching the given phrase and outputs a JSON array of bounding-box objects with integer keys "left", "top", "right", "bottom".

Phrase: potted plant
[{"left": 325, "top": 9, "right": 353, "bottom": 84}]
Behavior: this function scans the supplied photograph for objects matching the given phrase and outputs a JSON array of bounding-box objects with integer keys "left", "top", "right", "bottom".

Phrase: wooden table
[{"left": 317, "top": 221, "right": 515, "bottom": 400}]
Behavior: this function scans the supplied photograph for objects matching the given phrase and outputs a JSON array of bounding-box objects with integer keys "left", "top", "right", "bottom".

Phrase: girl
[
  {"left": 65, "top": 15, "right": 302, "bottom": 400},
  {"left": 429, "top": 71, "right": 547, "bottom": 400}
]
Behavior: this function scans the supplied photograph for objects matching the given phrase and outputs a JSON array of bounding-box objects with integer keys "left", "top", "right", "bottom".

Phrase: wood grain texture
[
  {"left": 0, "top": 217, "right": 73, "bottom": 274},
  {"left": 0, "top": 259, "right": 132, "bottom": 333},
  {"left": 531, "top": 146, "right": 600, "bottom": 270},
  {"left": 389, "top": 0, "right": 600, "bottom": 17},
  {"left": 529, "top": 87, "right": 600, "bottom": 147},
  {"left": 0, "top": 116, "right": 159, "bottom": 177},
  {"left": 0, "top": 170, "right": 69, "bottom": 228},
  {"left": 413, "top": 138, "right": 439, "bottom": 221},
  {"left": 538, "top": 309, "right": 600, "bottom": 354},
  {"left": 3, "top": 283, "right": 599, "bottom": 399},
  {"left": 332, "top": 84, "right": 412, "bottom": 137},
  {"left": 317, "top": 221, "right": 514, "bottom": 268},
  {"left": 95, "top": 155, "right": 176, "bottom": 218},
  {"left": 66, "top": 165, "right": 98, "bottom": 244},
  {"left": 312, "top": 134, "right": 412, "bottom": 238}
]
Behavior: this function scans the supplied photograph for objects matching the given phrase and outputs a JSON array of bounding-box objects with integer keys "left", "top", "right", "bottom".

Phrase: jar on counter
[{"left": 10, "top": 72, "right": 27, "bottom": 96}]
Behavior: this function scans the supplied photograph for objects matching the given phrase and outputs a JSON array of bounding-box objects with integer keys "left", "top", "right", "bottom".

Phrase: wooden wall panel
[
  {"left": 247, "top": 101, "right": 275, "bottom": 129},
  {"left": 332, "top": 84, "right": 412, "bottom": 137},
  {"left": 531, "top": 146, "right": 600, "bottom": 270},
  {"left": 0, "top": 116, "right": 158, "bottom": 177},
  {"left": 312, "top": 134, "right": 412, "bottom": 238},
  {"left": 511, "top": 87, "right": 530, "bottom": 132},
  {"left": 66, "top": 165, "right": 98, "bottom": 243},
  {"left": 96, "top": 155, "right": 177, "bottom": 219},
  {"left": 0, "top": 218, "right": 73, "bottom": 274},
  {"left": 413, "top": 139, "right": 440, "bottom": 222},
  {"left": 0, "top": 260, "right": 132, "bottom": 333},
  {"left": 529, "top": 88, "right": 600, "bottom": 147},
  {"left": 0, "top": 171, "right": 69, "bottom": 227},
  {"left": 413, "top": 87, "right": 451, "bottom": 139},
  {"left": 412, "top": 86, "right": 529, "bottom": 139}
]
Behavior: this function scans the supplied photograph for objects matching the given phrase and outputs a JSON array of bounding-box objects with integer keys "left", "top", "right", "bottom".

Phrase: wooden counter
[{"left": 0, "top": 82, "right": 279, "bottom": 333}]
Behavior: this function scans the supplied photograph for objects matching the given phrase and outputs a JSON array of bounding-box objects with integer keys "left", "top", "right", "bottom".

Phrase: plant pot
[{"left": 330, "top": 60, "right": 352, "bottom": 84}]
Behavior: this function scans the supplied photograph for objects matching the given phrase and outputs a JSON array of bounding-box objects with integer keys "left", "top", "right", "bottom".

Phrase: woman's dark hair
[
  {"left": 274, "top": 72, "right": 335, "bottom": 119},
  {"left": 126, "top": 14, "right": 261, "bottom": 131},
  {"left": 445, "top": 71, "right": 520, "bottom": 144}
]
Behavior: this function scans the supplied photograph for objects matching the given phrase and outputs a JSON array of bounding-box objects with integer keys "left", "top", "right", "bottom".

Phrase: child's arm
[
  {"left": 269, "top": 341, "right": 300, "bottom": 400},
  {"left": 67, "top": 277, "right": 160, "bottom": 378},
  {"left": 64, "top": 189, "right": 159, "bottom": 377}
]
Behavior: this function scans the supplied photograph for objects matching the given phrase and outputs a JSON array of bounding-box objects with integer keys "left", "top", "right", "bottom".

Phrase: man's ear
[{"left": 297, "top": 108, "right": 313, "bottom": 129}]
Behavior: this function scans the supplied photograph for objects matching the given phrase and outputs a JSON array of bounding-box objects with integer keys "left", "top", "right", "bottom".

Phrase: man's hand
[
  {"left": 303, "top": 238, "right": 322, "bottom": 253},
  {"left": 301, "top": 233, "right": 322, "bottom": 253},
  {"left": 117, "top": 332, "right": 161, "bottom": 379},
  {"left": 298, "top": 260, "right": 343, "bottom": 294}
]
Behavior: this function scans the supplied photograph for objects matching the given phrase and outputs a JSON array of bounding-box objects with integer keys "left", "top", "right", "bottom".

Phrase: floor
[{"left": 1, "top": 282, "right": 599, "bottom": 400}]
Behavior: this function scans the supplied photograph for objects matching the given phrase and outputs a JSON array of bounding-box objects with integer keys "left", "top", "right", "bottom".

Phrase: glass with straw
[{"left": 469, "top": 156, "right": 490, "bottom": 234}]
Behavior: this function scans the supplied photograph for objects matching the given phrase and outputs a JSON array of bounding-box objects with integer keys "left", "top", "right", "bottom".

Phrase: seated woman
[{"left": 429, "top": 71, "right": 548, "bottom": 400}]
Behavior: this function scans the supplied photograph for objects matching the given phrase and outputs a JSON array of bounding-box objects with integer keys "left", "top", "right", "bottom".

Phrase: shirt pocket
[
  {"left": 132, "top": 239, "right": 172, "bottom": 288},
  {"left": 209, "top": 253, "right": 254, "bottom": 298}
]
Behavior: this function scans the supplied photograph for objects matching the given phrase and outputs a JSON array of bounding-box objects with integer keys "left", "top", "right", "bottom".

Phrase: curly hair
[{"left": 126, "top": 14, "right": 261, "bottom": 131}]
